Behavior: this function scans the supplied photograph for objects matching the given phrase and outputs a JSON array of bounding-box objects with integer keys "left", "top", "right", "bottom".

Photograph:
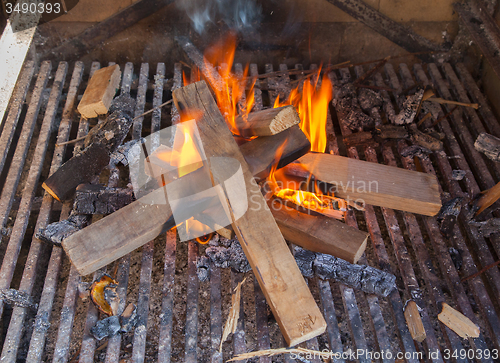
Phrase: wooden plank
[
  {"left": 270, "top": 202, "right": 367, "bottom": 264},
  {"left": 234, "top": 105, "right": 300, "bottom": 137},
  {"left": 293, "top": 153, "right": 441, "bottom": 216},
  {"left": 172, "top": 81, "right": 326, "bottom": 346},
  {"left": 240, "top": 125, "right": 310, "bottom": 181},
  {"left": 438, "top": 303, "right": 480, "bottom": 339},
  {"left": 77, "top": 64, "right": 121, "bottom": 118}
]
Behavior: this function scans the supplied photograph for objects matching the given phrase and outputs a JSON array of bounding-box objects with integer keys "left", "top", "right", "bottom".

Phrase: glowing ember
[{"left": 274, "top": 188, "right": 346, "bottom": 219}]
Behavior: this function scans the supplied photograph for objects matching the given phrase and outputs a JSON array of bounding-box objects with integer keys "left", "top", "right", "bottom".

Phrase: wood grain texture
[
  {"left": 77, "top": 65, "right": 121, "bottom": 118},
  {"left": 271, "top": 201, "right": 367, "bottom": 264},
  {"left": 234, "top": 105, "right": 300, "bottom": 137},
  {"left": 404, "top": 301, "right": 426, "bottom": 342},
  {"left": 296, "top": 153, "right": 442, "bottom": 216},
  {"left": 173, "top": 81, "right": 326, "bottom": 346},
  {"left": 438, "top": 303, "right": 480, "bottom": 339}
]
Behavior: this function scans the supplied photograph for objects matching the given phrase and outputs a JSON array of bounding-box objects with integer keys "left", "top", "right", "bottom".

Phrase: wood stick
[
  {"left": 475, "top": 132, "right": 500, "bottom": 162},
  {"left": 77, "top": 65, "right": 121, "bottom": 118},
  {"left": 404, "top": 300, "right": 426, "bottom": 342},
  {"left": 172, "top": 81, "right": 326, "bottom": 346},
  {"left": 42, "top": 143, "right": 110, "bottom": 202},
  {"left": 240, "top": 125, "right": 310, "bottom": 181},
  {"left": 427, "top": 97, "right": 479, "bottom": 109},
  {"left": 289, "top": 153, "right": 442, "bottom": 216},
  {"left": 270, "top": 200, "right": 367, "bottom": 264},
  {"left": 234, "top": 106, "right": 300, "bottom": 138},
  {"left": 438, "top": 303, "right": 480, "bottom": 338}
]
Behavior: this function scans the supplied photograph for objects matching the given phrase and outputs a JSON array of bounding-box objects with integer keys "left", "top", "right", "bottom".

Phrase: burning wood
[
  {"left": 77, "top": 64, "right": 121, "bottom": 119},
  {"left": 285, "top": 153, "right": 442, "bottom": 216},
  {"left": 234, "top": 105, "right": 300, "bottom": 137}
]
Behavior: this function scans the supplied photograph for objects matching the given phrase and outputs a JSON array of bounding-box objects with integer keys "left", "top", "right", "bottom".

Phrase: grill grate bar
[
  {"left": 0, "top": 62, "right": 67, "bottom": 320},
  {"left": 1, "top": 61, "right": 83, "bottom": 362},
  {"left": 0, "top": 61, "right": 35, "bottom": 174}
]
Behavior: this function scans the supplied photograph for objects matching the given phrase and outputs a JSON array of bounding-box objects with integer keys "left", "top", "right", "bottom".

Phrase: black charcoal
[{"left": 90, "top": 315, "right": 121, "bottom": 340}]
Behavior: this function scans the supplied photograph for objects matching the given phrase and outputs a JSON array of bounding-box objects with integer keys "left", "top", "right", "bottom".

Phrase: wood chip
[
  {"left": 438, "top": 302, "right": 480, "bottom": 338},
  {"left": 220, "top": 277, "right": 247, "bottom": 351}
]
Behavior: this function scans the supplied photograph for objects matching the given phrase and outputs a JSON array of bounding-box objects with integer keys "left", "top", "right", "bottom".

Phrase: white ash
[
  {"left": 90, "top": 315, "right": 121, "bottom": 340},
  {"left": 0, "top": 289, "right": 37, "bottom": 309},
  {"left": 120, "top": 303, "right": 138, "bottom": 333},
  {"left": 196, "top": 256, "right": 211, "bottom": 282},
  {"left": 293, "top": 246, "right": 315, "bottom": 278},
  {"left": 204, "top": 237, "right": 251, "bottom": 273},
  {"left": 394, "top": 88, "right": 424, "bottom": 125}
]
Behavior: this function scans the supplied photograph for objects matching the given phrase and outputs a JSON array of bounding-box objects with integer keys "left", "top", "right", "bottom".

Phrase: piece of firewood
[
  {"left": 73, "top": 184, "right": 135, "bottom": 214},
  {"left": 239, "top": 124, "right": 310, "bottom": 182},
  {"left": 270, "top": 200, "right": 367, "bottom": 264},
  {"left": 42, "top": 143, "right": 110, "bottom": 202},
  {"left": 234, "top": 105, "right": 300, "bottom": 137},
  {"left": 42, "top": 95, "right": 135, "bottom": 201},
  {"left": 172, "top": 81, "right": 326, "bottom": 346},
  {"left": 288, "top": 153, "right": 442, "bottom": 216},
  {"left": 77, "top": 65, "right": 121, "bottom": 118},
  {"left": 375, "top": 124, "right": 409, "bottom": 139},
  {"left": 404, "top": 300, "right": 426, "bottom": 342},
  {"left": 394, "top": 88, "right": 424, "bottom": 125},
  {"left": 438, "top": 302, "right": 480, "bottom": 338},
  {"left": 475, "top": 132, "right": 500, "bottom": 162},
  {"left": 35, "top": 212, "right": 90, "bottom": 247}
]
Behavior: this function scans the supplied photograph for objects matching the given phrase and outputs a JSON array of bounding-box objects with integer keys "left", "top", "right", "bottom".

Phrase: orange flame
[{"left": 274, "top": 68, "right": 332, "bottom": 153}]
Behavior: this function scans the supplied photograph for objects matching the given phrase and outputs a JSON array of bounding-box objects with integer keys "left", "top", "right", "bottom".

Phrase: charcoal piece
[
  {"left": 1, "top": 226, "right": 11, "bottom": 237},
  {"left": 196, "top": 255, "right": 211, "bottom": 282},
  {"left": 0, "top": 289, "right": 37, "bottom": 309},
  {"left": 376, "top": 124, "right": 409, "bottom": 140},
  {"left": 474, "top": 132, "right": 500, "bottom": 162},
  {"left": 333, "top": 83, "right": 374, "bottom": 131},
  {"left": 109, "top": 139, "right": 144, "bottom": 166},
  {"left": 313, "top": 254, "right": 396, "bottom": 297},
  {"left": 84, "top": 94, "right": 136, "bottom": 153},
  {"left": 409, "top": 124, "right": 443, "bottom": 151},
  {"left": 205, "top": 246, "right": 232, "bottom": 269},
  {"left": 452, "top": 170, "right": 466, "bottom": 181},
  {"left": 394, "top": 88, "right": 424, "bottom": 125},
  {"left": 448, "top": 247, "right": 463, "bottom": 270},
  {"left": 400, "top": 144, "right": 432, "bottom": 158},
  {"left": 294, "top": 246, "right": 316, "bottom": 278},
  {"left": 120, "top": 303, "right": 138, "bottom": 333},
  {"left": 228, "top": 239, "right": 252, "bottom": 273},
  {"left": 358, "top": 88, "right": 383, "bottom": 112},
  {"left": 469, "top": 218, "right": 500, "bottom": 237},
  {"left": 74, "top": 184, "right": 135, "bottom": 214},
  {"left": 218, "top": 236, "right": 233, "bottom": 248},
  {"left": 90, "top": 315, "right": 121, "bottom": 340},
  {"left": 35, "top": 212, "right": 90, "bottom": 247},
  {"left": 437, "top": 197, "right": 462, "bottom": 238}
]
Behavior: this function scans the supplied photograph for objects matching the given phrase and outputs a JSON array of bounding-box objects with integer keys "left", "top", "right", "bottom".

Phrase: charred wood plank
[
  {"left": 41, "top": 0, "right": 175, "bottom": 61},
  {"left": 326, "top": 0, "right": 448, "bottom": 59},
  {"left": 73, "top": 184, "right": 135, "bottom": 214}
]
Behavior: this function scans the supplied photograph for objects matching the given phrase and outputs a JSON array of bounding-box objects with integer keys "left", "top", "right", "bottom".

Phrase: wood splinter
[
  {"left": 77, "top": 64, "right": 121, "bottom": 118},
  {"left": 234, "top": 105, "right": 300, "bottom": 137},
  {"left": 438, "top": 302, "right": 480, "bottom": 339},
  {"left": 404, "top": 300, "right": 426, "bottom": 342}
]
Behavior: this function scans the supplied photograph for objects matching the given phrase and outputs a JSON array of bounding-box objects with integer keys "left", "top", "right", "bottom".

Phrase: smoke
[{"left": 177, "top": 0, "right": 262, "bottom": 34}]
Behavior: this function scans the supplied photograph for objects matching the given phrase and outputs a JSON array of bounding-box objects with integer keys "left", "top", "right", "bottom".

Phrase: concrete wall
[{"left": 35, "top": 0, "right": 459, "bottom": 69}]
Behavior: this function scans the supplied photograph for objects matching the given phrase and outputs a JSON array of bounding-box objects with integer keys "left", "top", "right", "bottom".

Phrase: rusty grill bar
[{"left": 0, "top": 59, "right": 499, "bottom": 363}]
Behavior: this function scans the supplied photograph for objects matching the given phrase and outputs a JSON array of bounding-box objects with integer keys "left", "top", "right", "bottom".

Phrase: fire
[{"left": 274, "top": 70, "right": 332, "bottom": 153}]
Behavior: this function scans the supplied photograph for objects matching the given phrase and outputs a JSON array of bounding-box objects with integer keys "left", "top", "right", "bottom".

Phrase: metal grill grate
[{"left": 0, "top": 59, "right": 499, "bottom": 363}]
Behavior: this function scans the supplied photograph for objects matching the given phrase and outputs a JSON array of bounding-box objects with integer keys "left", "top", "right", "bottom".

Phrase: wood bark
[{"left": 475, "top": 132, "right": 500, "bottom": 162}]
